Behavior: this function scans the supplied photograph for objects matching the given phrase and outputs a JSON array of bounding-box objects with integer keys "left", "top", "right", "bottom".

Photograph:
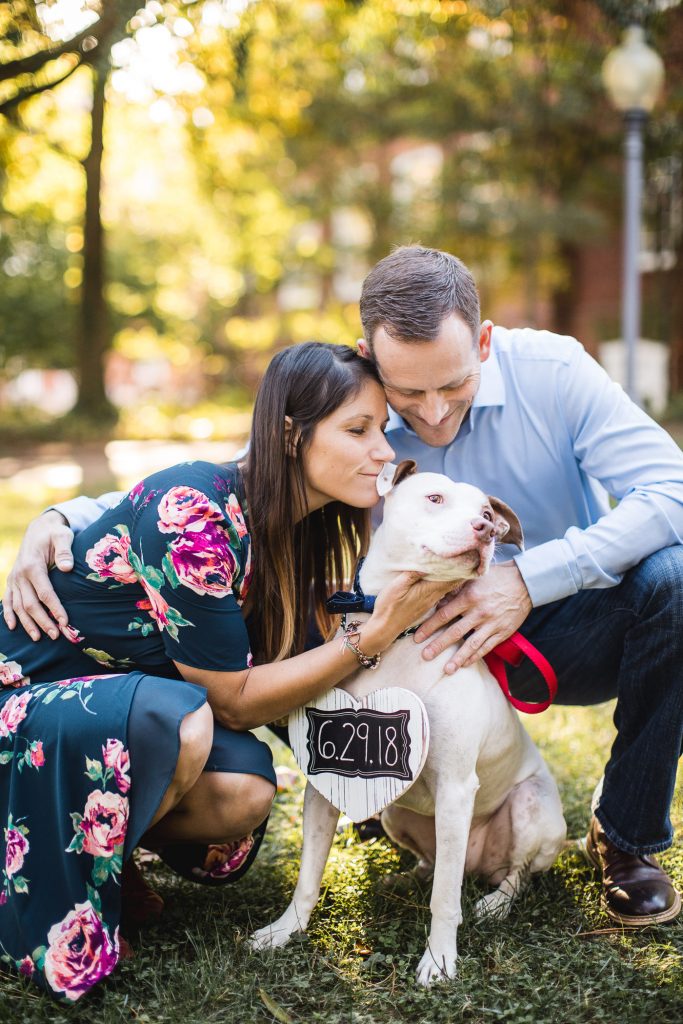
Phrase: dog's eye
[
  {"left": 482, "top": 509, "right": 493, "bottom": 521},
  {"left": 426, "top": 494, "right": 443, "bottom": 504}
]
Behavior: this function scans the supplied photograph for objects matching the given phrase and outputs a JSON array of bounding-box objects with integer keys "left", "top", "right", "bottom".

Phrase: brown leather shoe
[
  {"left": 580, "top": 816, "right": 681, "bottom": 927},
  {"left": 121, "top": 856, "right": 164, "bottom": 929}
]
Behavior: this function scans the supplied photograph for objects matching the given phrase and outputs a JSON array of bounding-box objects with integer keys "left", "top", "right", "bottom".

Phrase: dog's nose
[{"left": 471, "top": 516, "right": 495, "bottom": 542}]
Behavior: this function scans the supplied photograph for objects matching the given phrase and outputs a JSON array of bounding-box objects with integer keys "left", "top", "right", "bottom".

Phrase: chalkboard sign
[
  {"left": 306, "top": 707, "right": 412, "bottom": 780},
  {"left": 290, "top": 687, "right": 429, "bottom": 822}
]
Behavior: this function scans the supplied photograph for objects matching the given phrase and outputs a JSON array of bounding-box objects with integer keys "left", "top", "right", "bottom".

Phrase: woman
[{"left": 0, "top": 342, "right": 450, "bottom": 1001}]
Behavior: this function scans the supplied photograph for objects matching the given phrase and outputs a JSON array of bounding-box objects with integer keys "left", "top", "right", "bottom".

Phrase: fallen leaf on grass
[{"left": 259, "top": 988, "right": 294, "bottom": 1023}]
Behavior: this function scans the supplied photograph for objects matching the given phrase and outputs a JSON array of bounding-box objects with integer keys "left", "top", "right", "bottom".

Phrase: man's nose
[
  {"left": 471, "top": 516, "right": 495, "bottom": 542},
  {"left": 418, "top": 392, "right": 449, "bottom": 426}
]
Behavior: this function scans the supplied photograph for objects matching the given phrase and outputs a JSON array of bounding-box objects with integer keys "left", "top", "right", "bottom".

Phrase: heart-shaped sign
[{"left": 289, "top": 687, "right": 429, "bottom": 822}]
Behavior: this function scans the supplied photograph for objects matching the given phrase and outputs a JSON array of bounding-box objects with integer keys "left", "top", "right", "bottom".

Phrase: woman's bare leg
[
  {"left": 147, "top": 702, "right": 214, "bottom": 829},
  {"left": 144, "top": 770, "right": 275, "bottom": 845}
]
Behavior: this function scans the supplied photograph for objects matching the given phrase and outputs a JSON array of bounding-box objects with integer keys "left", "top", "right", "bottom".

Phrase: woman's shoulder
[
  {"left": 128, "top": 461, "right": 244, "bottom": 510},
  {"left": 128, "top": 461, "right": 249, "bottom": 540}
]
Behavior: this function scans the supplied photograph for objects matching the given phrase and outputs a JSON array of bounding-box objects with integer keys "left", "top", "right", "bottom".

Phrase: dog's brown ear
[
  {"left": 393, "top": 459, "right": 418, "bottom": 487},
  {"left": 488, "top": 496, "right": 524, "bottom": 549}
]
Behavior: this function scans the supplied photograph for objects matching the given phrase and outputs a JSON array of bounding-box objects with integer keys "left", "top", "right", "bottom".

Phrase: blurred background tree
[{"left": 1, "top": 0, "right": 681, "bottom": 441}]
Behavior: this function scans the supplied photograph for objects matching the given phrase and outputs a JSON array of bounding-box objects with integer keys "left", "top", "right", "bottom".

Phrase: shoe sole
[{"left": 576, "top": 836, "right": 682, "bottom": 928}]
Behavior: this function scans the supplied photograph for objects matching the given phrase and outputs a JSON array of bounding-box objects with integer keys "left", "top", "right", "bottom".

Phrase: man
[{"left": 5, "top": 245, "right": 683, "bottom": 927}]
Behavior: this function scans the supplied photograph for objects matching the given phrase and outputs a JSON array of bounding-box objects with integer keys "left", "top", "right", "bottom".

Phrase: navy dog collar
[{"left": 326, "top": 559, "right": 417, "bottom": 639}]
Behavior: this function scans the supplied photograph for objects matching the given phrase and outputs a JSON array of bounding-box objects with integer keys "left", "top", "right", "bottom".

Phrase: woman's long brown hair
[{"left": 243, "top": 342, "right": 382, "bottom": 663}]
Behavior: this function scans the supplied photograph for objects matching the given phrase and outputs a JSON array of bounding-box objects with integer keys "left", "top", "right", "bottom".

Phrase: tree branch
[
  {"left": 0, "top": 58, "right": 83, "bottom": 115},
  {"left": 0, "top": 20, "right": 105, "bottom": 83}
]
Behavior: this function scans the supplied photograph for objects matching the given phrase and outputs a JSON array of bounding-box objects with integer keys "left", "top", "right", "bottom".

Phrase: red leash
[{"left": 484, "top": 632, "right": 557, "bottom": 714}]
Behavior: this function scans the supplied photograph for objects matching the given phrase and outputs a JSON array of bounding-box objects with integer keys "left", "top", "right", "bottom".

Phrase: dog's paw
[
  {"left": 248, "top": 921, "right": 297, "bottom": 952},
  {"left": 376, "top": 869, "right": 430, "bottom": 896},
  {"left": 415, "top": 948, "right": 457, "bottom": 987},
  {"left": 473, "top": 889, "right": 514, "bottom": 920}
]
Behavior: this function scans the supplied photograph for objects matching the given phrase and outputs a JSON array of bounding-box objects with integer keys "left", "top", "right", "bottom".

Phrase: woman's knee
[
  {"left": 207, "top": 772, "right": 275, "bottom": 838},
  {"left": 175, "top": 702, "right": 213, "bottom": 792}
]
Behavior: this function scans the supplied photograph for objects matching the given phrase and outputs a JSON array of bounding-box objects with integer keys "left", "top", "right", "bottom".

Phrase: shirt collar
[{"left": 385, "top": 336, "right": 506, "bottom": 435}]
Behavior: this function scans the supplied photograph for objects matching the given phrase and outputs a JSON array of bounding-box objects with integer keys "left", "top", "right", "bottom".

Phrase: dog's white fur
[{"left": 250, "top": 470, "right": 567, "bottom": 985}]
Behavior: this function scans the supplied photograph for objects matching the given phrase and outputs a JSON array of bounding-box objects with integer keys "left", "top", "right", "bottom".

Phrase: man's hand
[
  {"left": 413, "top": 562, "right": 532, "bottom": 674},
  {"left": 2, "top": 510, "right": 74, "bottom": 641}
]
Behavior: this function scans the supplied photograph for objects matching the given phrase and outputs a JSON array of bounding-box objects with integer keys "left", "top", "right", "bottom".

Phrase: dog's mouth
[{"left": 421, "top": 545, "right": 490, "bottom": 577}]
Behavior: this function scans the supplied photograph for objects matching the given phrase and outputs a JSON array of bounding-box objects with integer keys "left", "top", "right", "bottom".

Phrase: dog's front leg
[
  {"left": 249, "top": 782, "right": 339, "bottom": 951},
  {"left": 416, "top": 774, "right": 478, "bottom": 987}
]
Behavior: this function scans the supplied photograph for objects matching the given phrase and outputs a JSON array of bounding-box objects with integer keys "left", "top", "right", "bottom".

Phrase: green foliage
[{"left": 1, "top": 1, "right": 682, "bottom": 427}]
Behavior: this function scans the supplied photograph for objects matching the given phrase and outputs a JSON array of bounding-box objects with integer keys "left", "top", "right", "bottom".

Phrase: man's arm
[
  {"left": 2, "top": 491, "right": 124, "bottom": 639},
  {"left": 513, "top": 343, "right": 683, "bottom": 606},
  {"left": 52, "top": 492, "right": 124, "bottom": 535},
  {"left": 416, "top": 340, "right": 683, "bottom": 670}
]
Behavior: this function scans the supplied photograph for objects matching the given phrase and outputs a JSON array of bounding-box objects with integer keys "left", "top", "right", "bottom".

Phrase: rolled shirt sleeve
[
  {"left": 50, "top": 493, "right": 125, "bottom": 534},
  {"left": 514, "top": 342, "right": 683, "bottom": 606}
]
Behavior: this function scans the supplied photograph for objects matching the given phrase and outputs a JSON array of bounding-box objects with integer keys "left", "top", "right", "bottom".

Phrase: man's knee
[{"left": 629, "top": 545, "right": 683, "bottom": 621}]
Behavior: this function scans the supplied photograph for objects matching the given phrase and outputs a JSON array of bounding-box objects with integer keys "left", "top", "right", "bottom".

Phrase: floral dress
[{"left": 0, "top": 462, "right": 275, "bottom": 1001}]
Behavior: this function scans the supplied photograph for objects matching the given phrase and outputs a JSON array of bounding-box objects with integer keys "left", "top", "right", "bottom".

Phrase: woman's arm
[{"left": 175, "top": 572, "right": 452, "bottom": 730}]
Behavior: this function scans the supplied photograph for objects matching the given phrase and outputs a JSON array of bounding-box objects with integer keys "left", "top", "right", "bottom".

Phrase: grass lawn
[{"left": 0, "top": 481, "right": 682, "bottom": 1023}]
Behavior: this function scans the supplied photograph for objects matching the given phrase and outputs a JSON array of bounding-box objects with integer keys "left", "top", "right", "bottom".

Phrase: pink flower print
[
  {"left": 128, "top": 481, "right": 145, "bottom": 505},
  {"left": 0, "top": 891, "right": 6, "bottom": 906},
  {"left": 18, "top": 956, "right": 35, "bottom": 977},
  {"left": 102, "top": 739, "right": 131, "bottom": 795},
  {"left": 30, "top": 740, "right": 45, "bottom": 767},
  {"left": 238, "top": 540, "right": 252, "bottom": 605},
  {"left": 157, "top": 486, "right": 224, "bottom": 535},
  {"left": 0, "top": 691, "right": 31, "bottom": 738},
  {"left": 0, "top": 659, "right": 25, "bottom": 688},
  {"left": 44, "top": 901, "right": 118, "bottom": 1001},
  {"left": 18, "top": 955, "right": 35, "bottom": 976},
  {"left": 225, "top": 493, "right": 248, "bottom": 538},
  {"left": 79, "top": 790, "right": 128, "bottom": 858},
  {"left": 168, "top": 522, "right": 237, "bottom": 598},
  {"left": 85, "top": 533, "right": 137, "bottom": 585},
  {"left": 58, "top": 624, "right": 84, "bottom": 645},
  {"left": 4, "top": 827, "right": 29, "bottom": 877},
  {"left": 56, "top": 674, "right": 111, "bottom": 686},
  {"left": 137, "top": 582, "right": 171, "bottom": 631},
  {"left": 198, "top": 836, "right": 255, "bottom": 878}
]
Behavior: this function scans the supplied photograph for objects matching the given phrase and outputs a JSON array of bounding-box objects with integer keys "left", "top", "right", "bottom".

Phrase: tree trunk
[{"left": 74, "top": 64, "right": 115, "bottom": 421}]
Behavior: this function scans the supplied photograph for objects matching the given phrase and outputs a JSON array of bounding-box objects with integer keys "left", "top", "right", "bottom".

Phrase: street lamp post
[{"left": 602, "top": 26, "right": 664, "bottom": 404}]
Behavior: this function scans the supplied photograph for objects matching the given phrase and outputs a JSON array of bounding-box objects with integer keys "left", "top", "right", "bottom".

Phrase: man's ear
[
  {"left": 357, "top": 339, "right": 371, "bottom": 360},
  {"left": 377, "top": 459, "right": 417, "bottom": 497},
  {"left": 479, "top": 320, "right": 493, "bottom": 363},
  {"left": 488, "top": 496, "right": 524, "bottom": 549},
  {"left": 284, "top": 415, "right": 298, "bottom": 457}
]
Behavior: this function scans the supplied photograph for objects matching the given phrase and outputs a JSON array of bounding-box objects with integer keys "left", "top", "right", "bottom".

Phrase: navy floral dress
[{"left": 0, "top": 462, "right": 275, "bottom": 1001}]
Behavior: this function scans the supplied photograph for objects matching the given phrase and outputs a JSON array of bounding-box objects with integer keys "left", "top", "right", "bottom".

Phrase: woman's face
[{"left": 300, "top": 379, "right": 395, "bottom": 512}]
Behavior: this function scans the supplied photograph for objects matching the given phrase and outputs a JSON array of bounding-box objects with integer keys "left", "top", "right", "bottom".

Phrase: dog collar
[
  {"left": 326, "top": 570, "right": 556, "bottom": 706},
  {"left": 326, "top": 559, "right": 376, "bottom": 615},
  {"left": 326, "top": 560, "right": 418, "bottom": 639}
]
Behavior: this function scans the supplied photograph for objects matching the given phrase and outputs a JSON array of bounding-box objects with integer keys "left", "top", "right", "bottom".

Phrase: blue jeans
[{"left": 509, "top": 545, "right": 683, "bottom": 855}]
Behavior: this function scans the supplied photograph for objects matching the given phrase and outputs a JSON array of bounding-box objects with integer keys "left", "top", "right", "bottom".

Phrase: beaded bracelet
[{"left": 339, "top": 619, "right": 380, "bottom": 670}]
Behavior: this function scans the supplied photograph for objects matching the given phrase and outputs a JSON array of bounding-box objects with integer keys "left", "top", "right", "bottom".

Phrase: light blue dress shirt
[
  {"left": 58, "top": 326, "right": 683, "bottom": 608},
  {"left": 384, "top": 326, "right": 683, "bottom": 606}
]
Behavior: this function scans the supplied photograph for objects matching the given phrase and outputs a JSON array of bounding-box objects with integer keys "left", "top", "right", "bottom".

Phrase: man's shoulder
[{"left": 492, "top": 325, "right": 583, "bottom": 367}]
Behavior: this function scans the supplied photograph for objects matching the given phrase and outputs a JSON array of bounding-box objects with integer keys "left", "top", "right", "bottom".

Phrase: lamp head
[{"left": 602, "top": 25, "right": 664, "bottom": 114}]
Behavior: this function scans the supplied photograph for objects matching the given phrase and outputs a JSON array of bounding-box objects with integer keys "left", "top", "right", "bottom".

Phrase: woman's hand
[
  {"left": 2, "top": 511, "right": 74, "bottom": 640},
  {"left": 362, "top": 572, "right": 457, "bottom": 655}
]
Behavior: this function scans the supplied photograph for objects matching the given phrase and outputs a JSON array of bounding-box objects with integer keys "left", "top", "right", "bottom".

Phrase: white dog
[{"left": 251, "top": 465, "right": 567, "bottom": 986}]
